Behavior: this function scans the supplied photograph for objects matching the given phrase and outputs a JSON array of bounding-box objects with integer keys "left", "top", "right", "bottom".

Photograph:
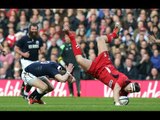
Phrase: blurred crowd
[{"left": 0, "top": 8, "right": 160, "bottom": 80}]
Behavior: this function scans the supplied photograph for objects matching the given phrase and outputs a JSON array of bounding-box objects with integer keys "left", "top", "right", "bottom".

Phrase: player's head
[
  {"left": 124, "top": 82, "right": 140, "bottom": 93},
  {"left": 57, "top": 64, "right": 66, "bottom": 75},
  {"left": 28, "top": 23, "right": 39, "bottom": 39}
]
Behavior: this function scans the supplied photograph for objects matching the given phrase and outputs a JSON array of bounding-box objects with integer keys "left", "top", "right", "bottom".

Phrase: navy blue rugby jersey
[
  {"left": 15, "top": 35, "right": 43, "bottom": 61},
  {"left": 25, "top": 61, "right": 63, "bottom": 78}
]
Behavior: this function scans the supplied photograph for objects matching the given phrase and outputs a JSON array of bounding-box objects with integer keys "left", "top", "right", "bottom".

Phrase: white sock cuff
[{"left": 37, "top": 88, "right": 43, "bottom": 94}]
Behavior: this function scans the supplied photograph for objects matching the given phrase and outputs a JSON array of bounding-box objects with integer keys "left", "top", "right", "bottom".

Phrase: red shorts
[{"left": 87, "top": 51, "right": 128, "bottom": 89}]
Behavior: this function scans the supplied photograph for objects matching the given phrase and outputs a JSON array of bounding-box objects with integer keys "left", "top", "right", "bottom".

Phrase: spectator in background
[
  {"left": 46, "top": 37, "right": 61, "bottom": 60},
  {"left": 151, "top": 15, "right": 159, "bottom": 26},
  {"left": 123, "top": 12, "right": 137, "bottom": 35},
  {"left": 133, "top": 20, "right": 145, "bottom": 40},
  {"left": 114, "top": 58, "right": 124, "bottom": 73},
  {"left": 0, "top": 61, "right": 13, "bottom": 79},
  {"left": 127, "top": 42, "right": 138, "bottom": 55},
  {"left": 53, "top": 13, "right": 63, "bottom": 27},
  {"left": 0, "top": 28, "right": 5, "bottom": 43},
  {"left": 123, "top": 58, "right": 139, "bottom": 79},
  {"left": 0, "top": 46, "right": 14, "bottom": 65},
  {"left": 146, "top": 20, "right": 153, "bottom": 34},
  {"left": 127, "top": 52, "right": 137, "bottom": 66},
  {"left": 146, "top": 67, "right": 160, "bottom": 80},
  {"left": 0, "top": 67, "right": 7, "bottom": 79},
  {"left": 150, "top": 49, "right": 160, "bottom": 71},
  {"left": 0, "top": 30, "right": 6, "bottom": 56},
  {"left": 16, "top": 15, "right": 29, "bottom": 34},
  {"left": 5, "top": 28, "right": 16, "bottom": 50},
  {"left": 13, "top": 60, "right": 22, "bottom": 79},
  {"left": 151, "top": 25, "right": 160, "bottom": 39},
  {"left": 86, "top": 22, "right": 99, "bottom": 38},
  {"left": 135, "top": 27, "right": 148, "bottom": 43},
  {"left": 50, "top": 54, "right": 58, "bottom": 62},
  {"left": 136, "top": 52, "right": 153, "bottom": 80},
  {"left": 0, "top": 10, "right": 8, "bottom": 37},
  {"left": 53, "top": 32, "right": 64, "bottom": 47},
  {"left": 99, "top": 19, "right": 107, "bottom": 35},
  {"left": 60, "top": 33, "right": 81, "bottom": 97},
  {"left": 111, "top": 38, "right": 126, "bottom": 58},
  {"left": 42, "top": 9, "right": 54, "bottom": 24}
]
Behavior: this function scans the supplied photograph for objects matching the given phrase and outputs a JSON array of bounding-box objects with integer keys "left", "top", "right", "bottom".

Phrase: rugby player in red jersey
[{"left": 63, "top": 23, "right": 140, "bottom": 106}]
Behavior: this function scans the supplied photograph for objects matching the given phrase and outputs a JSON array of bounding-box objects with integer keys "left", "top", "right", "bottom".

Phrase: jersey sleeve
[
  {"left": 50, "top": 68, "right": 60, "bottom": 77},
  {"left": 15, "top": 36, "right": 25, "bottom": 48}
]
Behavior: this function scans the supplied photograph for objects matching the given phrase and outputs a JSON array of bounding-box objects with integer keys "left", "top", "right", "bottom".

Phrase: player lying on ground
[
  {"left": 63, "top": 23, "right": 140, "bottom": 106},
  {"left": 21, "top": 61, "right": 75, "bottom": 104}
]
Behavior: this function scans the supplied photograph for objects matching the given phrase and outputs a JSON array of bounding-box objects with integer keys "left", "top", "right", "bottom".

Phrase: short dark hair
[
  {"left": 29, "top": 23, "right": 38, "bottom": 31},
  {"left": 133, "top": 82, "right": 140, "bottom": 92}
]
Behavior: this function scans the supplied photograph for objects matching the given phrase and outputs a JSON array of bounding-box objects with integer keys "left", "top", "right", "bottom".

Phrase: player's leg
[
  {"left": 28, "top": 78, "right": 49, "bottom": 105},
  {"left": 67, "top": 32, "right": 92, "bottom": 72},
  {"left": 30, "top": 76, "right": 54, "bottom": 104},
  {"left": 20, "top": 73, "right": 32, "bottom": 100},
  {"left": 105, "top": 23, "right": 121, "bottom": 43},
  {"left": 20, "top": 81, "right": 32, "bottom": 100},
  {"left": 97, "top": 36, "right": 108, "bottom": 55},
  {"left": 21, "top": 71, "right": 49, "bottom": 104},
  {"left": 39, "top": 76, "right": 54, "bottom": 91},
  {"left": 97, "top": 23, "right": 121, "bottom": 55},
  {"left": 20, "top": 81, "right": 25, "bottom": 96},
  {"left": 20, "top": 59, "right": 34, "bottom": 99},
  {"left": 25, "top": 84, "right": 32, "bottom": 95},
  {"left": 28, "top": 78, "right": 49, "bottom": 97}
]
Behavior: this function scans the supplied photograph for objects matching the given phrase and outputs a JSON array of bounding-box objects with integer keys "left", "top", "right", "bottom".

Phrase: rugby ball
[{"left": 119, "top": 96, "right": 129, "bottom": 105}]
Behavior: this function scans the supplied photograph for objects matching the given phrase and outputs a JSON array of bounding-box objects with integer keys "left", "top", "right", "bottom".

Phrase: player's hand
[{"left": 66, "top": 63, "right": 74, "bottom": 74}]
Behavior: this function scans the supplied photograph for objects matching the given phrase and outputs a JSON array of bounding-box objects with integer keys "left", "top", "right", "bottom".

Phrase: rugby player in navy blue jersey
[
  {"left": 14, "top": 23, "right": 45, "bottom": 100},
  {"left": 21, "top": 61, "right": 75, "bottom": 104}
]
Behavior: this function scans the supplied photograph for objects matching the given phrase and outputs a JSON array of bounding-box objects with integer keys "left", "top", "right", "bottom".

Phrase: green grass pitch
[{"left": 0, "top": 96, "right": 159, "bottom": 111}]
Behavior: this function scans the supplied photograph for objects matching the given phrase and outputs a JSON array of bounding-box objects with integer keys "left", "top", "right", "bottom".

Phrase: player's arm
[
  {"left": 14, "top": 45, "right": 30, "bottom": 58},
  {"left": 113, "top": 83, "right": 122, "bottom": 106},
  {"left": 54, "top": 63, "right": 74, "bottom": 82},
  {"left": 54, "top": 71, "right": 71, "bottom": 82}
]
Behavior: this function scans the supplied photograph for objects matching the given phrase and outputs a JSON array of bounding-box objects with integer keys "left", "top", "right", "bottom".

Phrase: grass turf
[{"left": 0, "top": 96, "right": 159, "bottom": 111}]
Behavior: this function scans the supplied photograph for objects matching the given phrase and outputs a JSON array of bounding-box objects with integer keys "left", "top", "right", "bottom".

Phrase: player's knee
[
  {"left": 76, "top": 56, "right": 83, "bottom": 64},
  {"left": 48, "top": 85, "right": 54, "bottom": 92},
  {"left": 41, "top": 84, "right": 48, "bottom": 92},
  {"left": 98, "top": 36, "right": 107, "bottom": 42}
]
